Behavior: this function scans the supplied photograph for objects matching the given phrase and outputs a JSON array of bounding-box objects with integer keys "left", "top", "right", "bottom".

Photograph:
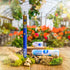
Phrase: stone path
[{"left": 0, "top": 47, "right": 70, "bottom": 70}]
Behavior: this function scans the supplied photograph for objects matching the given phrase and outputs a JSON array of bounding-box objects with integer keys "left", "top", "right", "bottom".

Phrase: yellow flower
[
  {"left": 35, "top": 6, "right": 41, "bottom": 10},
  {"left": 60, "top": 3, "right": 63, "bottom": 9},
  {"left": 67, "top": 13, "right": 70, "bottom": 19},
  {"left": 63, "top": 8, "right": 66, "bottom": 11},
  {"left": 33, "top": 16, "right": 37, "bottom": 20},
  {"left": 37, "top": 27, "right": 40, "bottom": 30},
  {"left": 68, "top": 9, "right": 70, "bottom": 13},
  {"left": 63, "top": 10, "right": 67, "bottom": 14},
  {"left": 42, "top": 0, "right": 46, "bottom": 3}
]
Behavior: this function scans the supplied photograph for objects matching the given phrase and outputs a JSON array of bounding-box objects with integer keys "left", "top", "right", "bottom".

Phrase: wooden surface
[
  {"left": 27, "top": 47, "right": 46, "bottom": 49},
  {"left": 0, "top": 47, "right": 70, "bottom": 70}
]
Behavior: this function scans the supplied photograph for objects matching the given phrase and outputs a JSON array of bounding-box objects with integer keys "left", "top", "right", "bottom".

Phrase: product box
[
  {"left": 32, "top": 50, "right": 59, "bottom": 56},
  {"left": 32, "top": 42, "right": 43, "bottom": 47}
]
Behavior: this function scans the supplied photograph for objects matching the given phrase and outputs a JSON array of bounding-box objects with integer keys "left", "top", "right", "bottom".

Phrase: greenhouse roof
[
  {"left": 0, "top": 0, "right": 67, "bottom": 20},
  {"left": 0, "top": 5, "right": 13, "bottom": 19}
]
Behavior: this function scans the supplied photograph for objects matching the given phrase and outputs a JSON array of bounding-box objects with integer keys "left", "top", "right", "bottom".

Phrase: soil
[{"left": 0, "top": 46, "right": 70, "bottom": 70}]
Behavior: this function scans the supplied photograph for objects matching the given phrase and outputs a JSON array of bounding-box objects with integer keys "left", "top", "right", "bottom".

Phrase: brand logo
[
  {"left": 38, "top": 43, "right": 42, "bottom": 46},
  {"left": 43, "top": 50, "right": 48, "bottom": 54}
]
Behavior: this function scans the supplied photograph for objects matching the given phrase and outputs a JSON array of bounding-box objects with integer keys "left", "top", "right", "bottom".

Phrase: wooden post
[
  {"left": 45, "top": 14, "right": 47, "bottom": 25},
  {"left": 29, "top": 19, "right": 32, "bottom": 26},
  {"left": 1, "top": 18, "right": 3, "bottom": 26},
  {"left": 9, "top": 0, "right": 11, "bottom": 4},
  {"left": 0, "top": 0, "right": 2, "bottom": 2},
  {"left": 40, "top": 12, "right": 42, "bottom": 26}
]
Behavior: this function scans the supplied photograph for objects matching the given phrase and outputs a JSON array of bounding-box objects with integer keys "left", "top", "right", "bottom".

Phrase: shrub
[
  {"left": 12, "top": 37, "right": 23, "bottom": 48},
  {"left": 11, "top": 25, "right": 70, "bottom": 47},
  {"left": 49, "top": 57, "right": 63, "bottom": 66},
  {"left": 30, "top": 58, "right": 35, "bottom": 64},
  {"left": 10, "top": 0, "right": 22, "bottom": 20},
  {"left": 11, "top": 59, "right": 22, "bottom": 67}
]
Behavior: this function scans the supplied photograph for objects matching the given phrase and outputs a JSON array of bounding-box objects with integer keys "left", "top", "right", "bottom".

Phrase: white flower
[{"left": 18, "top": 36, "right": 20, "bottom": 39}]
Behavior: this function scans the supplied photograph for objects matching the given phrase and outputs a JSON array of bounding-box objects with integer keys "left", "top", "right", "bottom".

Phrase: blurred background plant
[
  {"left": 1, "top": 23, "right": 18, "bottom": 31},
  {"left": 10, "top": 0, "right": 22, "bottom": 20},
  {"left": 48, "top": 7, "right": 63, "bottom": 28},
  {"left": 11, "top": 25, "right": 70, "bottom": 48},
  {"left": 0, "top": 27, "right": 10, "bottom": 35}
]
